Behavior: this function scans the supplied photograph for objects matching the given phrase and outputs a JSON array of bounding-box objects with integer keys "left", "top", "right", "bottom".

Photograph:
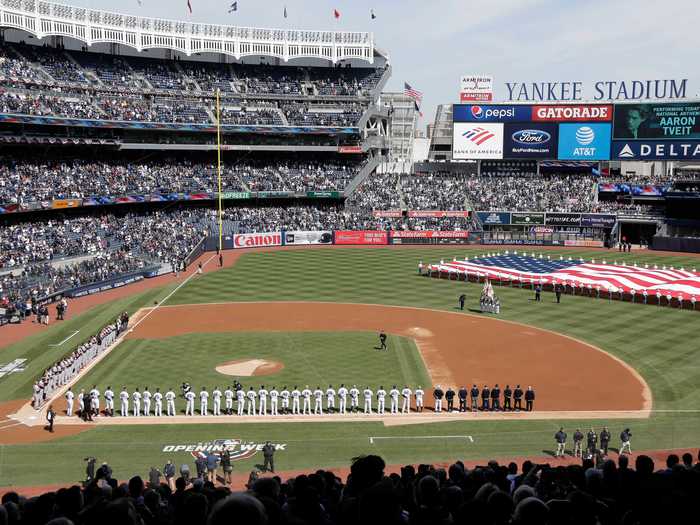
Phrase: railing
[{"left": 0, "top": 0, "right": 374, "bottom": 63}]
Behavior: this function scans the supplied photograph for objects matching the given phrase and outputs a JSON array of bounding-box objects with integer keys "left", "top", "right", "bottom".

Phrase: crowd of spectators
[
  {"left": 1, "top": 451, "right": 699, "bottom": 524},
  {"left": 401, "top": 173, "right": 469, "bottom": 211}
]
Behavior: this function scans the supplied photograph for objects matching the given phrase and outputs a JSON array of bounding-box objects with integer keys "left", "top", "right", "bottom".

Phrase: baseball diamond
[{"left": 1, "top": 2, "right": 700, "bottom": 522}]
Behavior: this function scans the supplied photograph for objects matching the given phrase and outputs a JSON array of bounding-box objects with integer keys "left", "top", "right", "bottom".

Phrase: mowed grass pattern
[{"left": 74, "top": 332, "right": 430, "bottom": 401}]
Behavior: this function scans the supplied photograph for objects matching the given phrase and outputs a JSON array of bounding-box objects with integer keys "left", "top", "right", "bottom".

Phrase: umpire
[
  {"left": 503, "top": 385, "right": 512, "bottom": 411},
  {"left": 513, "top": 385, "right": 523, "bottom": 411},
  {"left": 470, "top": 384, "right": 479, "bottom": 412}
]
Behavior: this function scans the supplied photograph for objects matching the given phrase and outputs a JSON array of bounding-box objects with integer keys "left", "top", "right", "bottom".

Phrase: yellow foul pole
[{"left": 216, "top": 88, "right": 223, "bottom": 251}]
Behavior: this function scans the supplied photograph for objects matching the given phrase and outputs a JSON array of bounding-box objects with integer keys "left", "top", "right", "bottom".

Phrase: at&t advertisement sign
[{"left": 557, "top": 123, "right": 611, "bottom": 160}]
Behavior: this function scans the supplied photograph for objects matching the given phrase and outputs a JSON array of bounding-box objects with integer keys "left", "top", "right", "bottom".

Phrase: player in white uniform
[
  {"left": 90, "top": 386, "right": 100, "bottom": 417},
  {"left": 401, "top": 385, "right": 412, "bottom": 413},
  {"left": 269, "top": 386, "right": 279, "bottom": 416},
  {"left": 326, "top": 385, "right": 336, "bottom": 413},
  {"left": 349, "top": 385, "right": 360, "bottom": 412},
  {"left": 104, "top": 386, "right": 114, "bottom": 417},
  {"left": 236, "top": 388, "right": 246, "bottom": 416},
  {"left": 280, "top": 386, "right": 290, "bottom": 414},
  {"left": 153, "top": 388, "right": 163, "bottom": 417},
  {"left": 246, "top": 387, "right": 257, "bottom": 415},
  {"left": 119, "top": 387, "right": 129, "bottom": 416},
  {"left": 132, "top": 388, "right": 142, "bottom": 417},
  {"left": 363, "top": 387, "right": 373, "bottom": 414},
  {"left": 142, "top": 387, "right": 151, "bottom": 416},
  {"left": 376, "top": 386, "right": 387, "bottom": 415},
  {"left": 415, "top": 386, "right": 425, "bottom": 412},
  {"left": 338, "top": 384, "right": 348, "bottom": 414},
  {"left": 65, "top": 388, "right": 75, "bottom": 416},
  {"left": 301, "top": 386, "right": 312, "bottom": 415},
  {"left": 313, "top": 386, "right": 324, "bottom": 415},
  {"left": 166, "top": 388, "right": 176, "bottom": 416},
  {"left": 199, "top": 387, "right": 209, "bottom": 416},
  {"left": 258, "top": 386, "right": 268, "bottom": 416},
  {"left": 389, "top": 386, "right": 400, "bottom": 414},
  {"left": 212, "top": 387, "right": 222, "bottom": 416},
  {"left": 292, "top": 387, "right": 301, "bottom": 415},
  {"left": 185, "top": 390, "right": 196, "bottom": 416},
  {"left": 78, "top": 389, "right": 85, "bottom": 416},
  {"left": 224, "top": 386, "right": 234, "bottom": 415}
]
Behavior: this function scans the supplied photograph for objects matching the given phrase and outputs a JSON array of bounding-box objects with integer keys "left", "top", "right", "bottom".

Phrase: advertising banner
[
  {"left": 460, "top": 74, "right": 493, "bottom": 102},
  {"left": 372, "top": 210, "right": 403, "bottom": 218},
  {"left": 476, "top": 211, "right": 511, "bottom": 225},
  {"left": 453, "top": 104, "right": 531, "bottom": 122},
  {"left": 453, "top": 123, "right": 504, "bottom": 159},
  {"left": 613, "top": 103, "right": 700, "bottom": 140},
  {"left": 504, "top": 122, "right": 558, "bottom": 158},
  {"left": 532, "top": 104, "right": 613, "bottom": 122},
  {"left": 0, "top": 204, "right": 20, "bottom": 214},
  {"left": 334, "top": 230, "right": 388, "bottom": 245},
  {"left": 483, "top": 239, "right": 552, "bottom": 246},
  {"left": 284, "top": 231, "right": 333, "bottom": 245},
  {"left": 257, "top": 191, "right": 293, "bottom": 198},
  {"left": 306, "top": 191, "right": 341, "bottom": 198},
  {"left": 233, "top": 232, "right": 282, "bottom": 249},
  {"left": 557, "top": 123, "right": 611, "bottom": 160},
  {"left": 51, "top": 199, "right": 81, "bottom": 209},
  {"left": 564, "top": 239, "right": 605, "bottom": 248},
  {"left": 390, "top": 230, "right": 471, "bottom": 238},
  {"left": 407, "top": 210, "right": 470, "bottom": 218},
  {"left": 545, "top": 212, "right": 582, "bottom": 226},
  {"left": 511, "top": 212, "right": 545, "bottom": 225},
  {"left": 220, "top": 192, "right": 251, "bottom": 199},
  {"left": 581, "top": 214, "right": 617, "bottom": 227},
  {"left": 338, "top": 145, "right": 363, "bottom": 153},
  {"left": 612, "top": 140, "right": 700, "bottom": 160}
]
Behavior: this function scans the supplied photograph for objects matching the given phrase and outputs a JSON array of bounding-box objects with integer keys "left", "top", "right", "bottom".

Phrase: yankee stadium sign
[
  {"left": 162, "top": 439, "right": 287, "bottom": 461},
  {"left": 504, "top": 79, "right": 688, "bottom": 102}
]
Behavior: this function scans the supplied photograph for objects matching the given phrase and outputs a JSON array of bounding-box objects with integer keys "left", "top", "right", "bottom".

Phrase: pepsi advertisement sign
[
  {"left": 557, "top": 123, "right": 611, "bottom": 160},
  {"left": 453, "top": 104, "right": 532, "bottom": 122},
  {"left": 504, "top": 122, "right": 558, "bottom": 158}
]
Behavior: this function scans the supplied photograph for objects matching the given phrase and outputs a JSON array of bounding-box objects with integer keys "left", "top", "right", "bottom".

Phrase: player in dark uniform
[
  {"left": 433, "top": 386, "right": 444, "bottom": 412},
  {"left": 458, "top": 386, "right": 468, "bottom": 412},
  {"left": 587, "top": 428, "right": 598, "bottom": 457},
  {"left": 573, "top": 429, "right": 584, "bottom": 457},
  {"left": 600, "top": 427, "right": 611, "bottom": 455},
  {"left": 525, "top": 386, "right": 535, "bottom": 411},
  {"left": 503, "top": 385, "right": 512, "bottom": 411},
  {"left": 445, "top": 387, "right": 455, "bottom": 412},
  {"left": 513, "top": 385, "right": 523, "bottom": 411},
  {"left": 470, "top": 385, "right": 479, "bottom": 412},
  {"left": 378, "top": 331, "right": 387, "bottom": 351},
  {"left": 490, "top": 384, "right": 501, "bottom": 411},
  {"left": 481, "top": 385, "right": 490, "bottom": 411},
  {"left": 458, "top": 294, "right": 466, "bottom": 311},
  {"left": 555, "top": 283, "right": 563, "bottom": 303},
  {"left": 535, "top": 284, "right": 542, "bottom": 302}
]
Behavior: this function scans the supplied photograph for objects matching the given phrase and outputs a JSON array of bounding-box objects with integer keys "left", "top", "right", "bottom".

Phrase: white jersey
[
  {"left": 236, "top": 390, "right": 245, "bottom": 402},
  {"left": 213, "top": 389, "right": 222, "bottom": 401},
  {"left": 402, "top": 387, "right": 412, "bottom": 399},
  {"left": 104, "top": 389, "right": 114, "bottom": 402},
  {"left": 142, "top": 390, "right": 151, "bottom": 402},
  {"left": 185, "top": 391, "right": 195, "bottom": 404},
  {"left": 377, "top": 389, "right": 387, "bottom": 400},
  {"left": 338, "top": 387, "right": 348, "bottom": 399},
  {"left": 153, "top": 392, "right": 163, "bottom": 404},
  {"left": 292, "top": 389, "right": 301, "bottom": 400},
  {"left": 258, "top": 388, "right": 268, "bottom": 400},
  {"left": 350, "top": 388, "right": 360, "bottom": 401},
  {"left": 326, "top": 388, "right": 336, "bottom": 401},
  {"left": 314, "top": 389, "right": 323, "bottom": 401},
  {"left": 281, "top": 389, "right": 290, "bottom": 401},
  {"left": 224, "top": 389, "right": 234, "bottom": 401},
  {"left": 301, "top": 389, "right": 311, "bottom": 399},
  {"left": 415, "top": 388, "right": 425, "bottom": 400},
  {"left": 363, "top": 388, "right": 373, "bottom": 400},
  {"left": 270, "top": 389, "right": 279, "bottom": 400},
  {"left": 166, "top": 391, "right": 176, "bottom": 403},
  {"left": 120, "top": 390, "right": 129, "bottom": 402},
  {"left": 390, "top": 389, "right": 400, "bottom": 401},
  {"left": 246, "top": 390, "right": 257, "bottom": 401},
  {"left": 132, "top": 391, "right": 142, "bottom": 403},
  {"left": 199, "top": 390, "right": 209, "bottom": 402}
]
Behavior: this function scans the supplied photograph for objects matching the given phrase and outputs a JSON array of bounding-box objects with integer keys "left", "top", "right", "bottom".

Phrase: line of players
[{"left": 64, "top": 382, "right": 535, "bottom": 417}]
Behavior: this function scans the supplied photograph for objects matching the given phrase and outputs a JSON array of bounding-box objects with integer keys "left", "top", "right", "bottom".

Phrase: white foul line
[
  {"left": 48, "top": 330, "right": 80, "bottom": 347},
  {"left": 369, "top": 435, "right": 474, "bottom": 444}
]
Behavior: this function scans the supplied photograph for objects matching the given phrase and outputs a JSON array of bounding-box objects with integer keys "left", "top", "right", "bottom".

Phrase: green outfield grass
[
  {"left": 74, "top": 332, "right": 430, "bottom": 400},
  {"left": 1, "top": 246, "right": 699, "bottom": 487}
]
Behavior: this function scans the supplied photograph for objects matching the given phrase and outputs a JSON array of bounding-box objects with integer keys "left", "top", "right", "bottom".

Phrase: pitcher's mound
[{"left": 215, "top": 359, "right": 284, "bottom": 377}]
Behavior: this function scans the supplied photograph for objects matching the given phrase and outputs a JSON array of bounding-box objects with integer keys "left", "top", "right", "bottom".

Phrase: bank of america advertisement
[
  {"left": 557, "top": 123, "right": 611, "bottom": 160},
  {"left": 613, "top": 103, "right": 700, "bottom": 140},
  {"left": 453, "top": 123, "right": 504, "bottom": 159}
]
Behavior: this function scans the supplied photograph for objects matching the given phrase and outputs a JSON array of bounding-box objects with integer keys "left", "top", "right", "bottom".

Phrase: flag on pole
[
  {"left": 371, "top": 9, "right": 376, "bottom": 20},
  {"left": 137, "top": 0, "right": 143, "bottom": 6},
  {"left": 228, "top": 1, "right": 237, "bottom": 12},
  {"left": 334, "top": 9, "right": 341, "bottom": 19},
  {"left": 187, "top": 0, "right": 192, "bottom": 14},
  {"left": 284, "top": 5, "right": 288, "bottom": 18},
  {"left": 404, "top": 82, "right": 424, "bottom": 105}
]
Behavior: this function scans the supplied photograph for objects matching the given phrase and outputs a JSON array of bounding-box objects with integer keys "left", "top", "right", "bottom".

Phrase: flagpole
[{"left": 216, "top": 88, "right": 223, "bottom": 252}]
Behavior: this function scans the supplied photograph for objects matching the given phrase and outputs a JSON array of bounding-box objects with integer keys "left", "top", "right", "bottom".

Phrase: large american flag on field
[{"left": 430, "top": 253, "right": 700, "bottom": 299}]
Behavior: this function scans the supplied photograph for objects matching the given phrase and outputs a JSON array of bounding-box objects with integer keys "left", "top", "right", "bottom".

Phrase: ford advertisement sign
[
  {"left": 504, "top": 122, "right": 558, "bottom": 158},
  {"left": 453, "top": 104, "right": 532, "bottom": 122}
]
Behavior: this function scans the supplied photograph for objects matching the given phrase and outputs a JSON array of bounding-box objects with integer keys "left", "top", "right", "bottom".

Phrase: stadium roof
[{"left": 0, "top": 0, "right": 381, "bottom": 64}]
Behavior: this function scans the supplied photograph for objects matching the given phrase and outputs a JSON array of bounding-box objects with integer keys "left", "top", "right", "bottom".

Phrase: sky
[{"left": 72, "top": 0, "right": 700, "bottom": 127}]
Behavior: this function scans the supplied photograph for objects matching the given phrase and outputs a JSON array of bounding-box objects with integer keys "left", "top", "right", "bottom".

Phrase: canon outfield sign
[{"left": 233, "top": 232, "right": 282, "bottom": 249}]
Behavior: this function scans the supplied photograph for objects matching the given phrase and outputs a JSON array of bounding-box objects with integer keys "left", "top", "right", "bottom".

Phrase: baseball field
[{"left": 1, "top": 245, "right": 700, "bottom": 489}]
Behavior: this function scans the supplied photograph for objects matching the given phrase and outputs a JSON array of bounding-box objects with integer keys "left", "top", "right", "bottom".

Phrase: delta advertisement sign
[{"left": 612, "top": 140, "right": 700, "bottom": 160}]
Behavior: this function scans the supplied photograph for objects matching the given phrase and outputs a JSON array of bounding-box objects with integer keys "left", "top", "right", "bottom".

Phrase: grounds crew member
[
  {"left": 459, "top": 294, "right": 466, "bottom": 311},
  {"left": 525, "top": 386, "right": 535, "bottom": 411},
  {"left": 262, "top": 441, "right": 275, "bottom": 473},
  {"left": 555, "top": 427, "right": 567, "bottom": 457},
  {"left": 458, "top": 386, "right": 468, "bottom": 412},
  {"left": 513, "top": 385, "right": 523, "bottom": 411},
  {"left": 620, "top": 428, "right": 632, "bottom": 454},
  {"left": 600, "top": 427, "right": 611, "bottom": 455},
  {"left": 573, "top": 429, "right": 584, "bottom": 457},
  {"left": 379, "top": 330, "right": 387, "bottom": 351},
  {"left": 503, "top": 385, "right": 512, "bottom": 411},
  {"left": 587, "top": 428, "right": 598, "bottom": 457},
  {"left": 445, "top": 386, "right": 455, "bottom": 412},
  {"left": 433, "top": 385, "right": 444, "bottom": 412},
  {"left": 470, "top": 384, "right": 479, "bottom": 411}
]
